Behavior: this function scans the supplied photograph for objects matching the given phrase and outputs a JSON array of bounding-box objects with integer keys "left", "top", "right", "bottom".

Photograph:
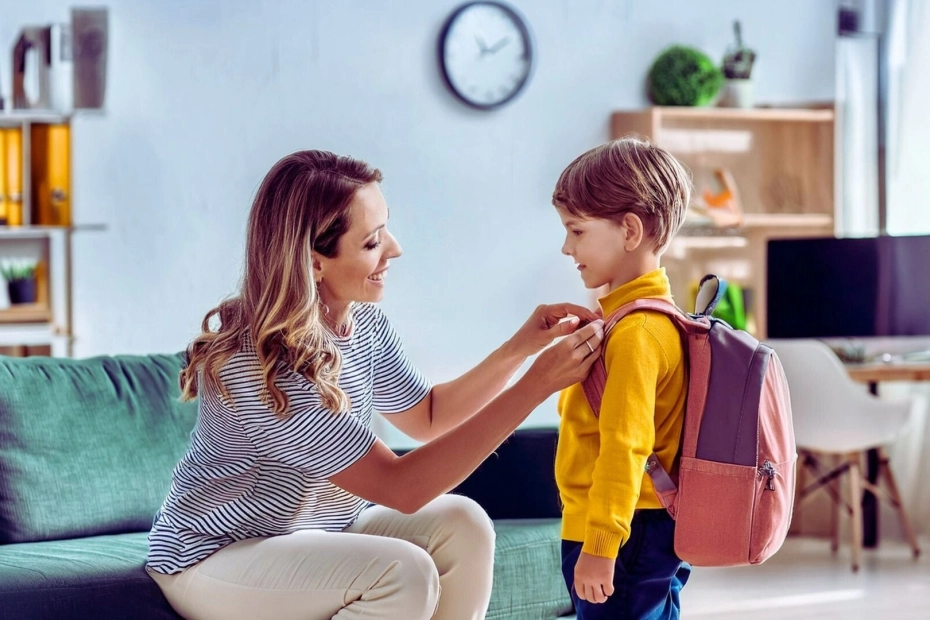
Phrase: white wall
[{"left": 1, "top": 0, "right": 836, "bottom": 446}]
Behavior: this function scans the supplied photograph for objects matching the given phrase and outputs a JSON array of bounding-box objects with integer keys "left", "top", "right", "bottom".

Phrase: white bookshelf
[{"left": 0, "top": 226, "right": 72, "bottom": 356}]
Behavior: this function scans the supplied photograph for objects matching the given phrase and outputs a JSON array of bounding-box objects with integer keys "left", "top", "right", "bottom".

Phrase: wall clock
[{"left": 438, "top": 2, "right": 535, "bottom": 110}]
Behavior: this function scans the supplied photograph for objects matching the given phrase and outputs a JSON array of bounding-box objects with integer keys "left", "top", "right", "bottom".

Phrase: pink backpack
[{"left": 581, "top": 276, "right": 796, "bottom": 567}]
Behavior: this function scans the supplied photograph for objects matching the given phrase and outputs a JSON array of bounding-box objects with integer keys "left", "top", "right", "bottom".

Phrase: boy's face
[{"left": 556, "top": 207, "right": 637, "bottom": 291}]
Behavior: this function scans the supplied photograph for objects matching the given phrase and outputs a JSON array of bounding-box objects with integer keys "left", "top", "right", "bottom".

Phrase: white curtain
[
  {"left": 836, "top": 35, "right": 880, "bottom": 237},
  {"left": 879, "top": 383, "right": 929, "bottom": 538},
  {"left": 880, "top": 0, "right": 930, "bottom": 539},
  {"left": 887, "top": 0, "right": 930, "bottom": 235}
]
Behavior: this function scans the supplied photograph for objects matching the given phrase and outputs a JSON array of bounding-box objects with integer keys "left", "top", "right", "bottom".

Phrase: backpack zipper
[{"left": 758, "top": 461, "right": 776, "bottom": 491}]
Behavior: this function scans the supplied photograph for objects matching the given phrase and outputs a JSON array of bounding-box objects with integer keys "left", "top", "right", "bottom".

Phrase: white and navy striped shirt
[{"left": 147, "top": 303, "right": 431, "bottom": 574}]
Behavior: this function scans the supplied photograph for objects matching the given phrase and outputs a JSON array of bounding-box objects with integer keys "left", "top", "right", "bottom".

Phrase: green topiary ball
[{"left": 647, "top": 45, "right": 724, "bottom": 106}]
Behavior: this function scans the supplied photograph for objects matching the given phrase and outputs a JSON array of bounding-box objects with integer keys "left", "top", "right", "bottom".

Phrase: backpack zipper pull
[{"left": 759, "top": 461, "right": 776, "bottom": 491}]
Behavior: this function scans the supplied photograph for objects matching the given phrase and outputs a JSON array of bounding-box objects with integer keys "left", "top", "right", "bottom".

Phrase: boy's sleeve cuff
[{"left": 582, "top": 527, "right": 624, "bottom": 558}]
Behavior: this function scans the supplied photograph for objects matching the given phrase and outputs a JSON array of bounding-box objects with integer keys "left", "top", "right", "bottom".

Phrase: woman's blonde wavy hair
[{"left": 179, "top": 150, "right": 383, "bottom": 415}]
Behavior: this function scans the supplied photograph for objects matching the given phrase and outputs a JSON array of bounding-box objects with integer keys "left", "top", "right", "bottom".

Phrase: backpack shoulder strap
[
  {"left": 581, "top": 275, "right": 725, "bottom": 414},
  {"left": 581, "top": 297, "right": 695, "bottom": 416}
]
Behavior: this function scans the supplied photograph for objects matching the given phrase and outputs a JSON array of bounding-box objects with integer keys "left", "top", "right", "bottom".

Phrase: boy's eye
[{"left": 571, "top": 230, "right": 583, "bottom": 236}]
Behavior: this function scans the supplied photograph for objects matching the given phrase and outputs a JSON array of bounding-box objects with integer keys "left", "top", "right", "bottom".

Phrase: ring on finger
[{"left": 585, "top": 340, "right": 594, "bottom": 354}]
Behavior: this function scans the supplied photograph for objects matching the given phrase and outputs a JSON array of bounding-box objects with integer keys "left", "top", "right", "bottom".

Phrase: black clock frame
[{"left": 437, "top": 1, "right": 536, "bottom": 110}]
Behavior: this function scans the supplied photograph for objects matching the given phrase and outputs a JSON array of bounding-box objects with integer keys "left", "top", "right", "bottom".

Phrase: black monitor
[{"left": 767, "top": 235, "right": 930, "bottom": 339}]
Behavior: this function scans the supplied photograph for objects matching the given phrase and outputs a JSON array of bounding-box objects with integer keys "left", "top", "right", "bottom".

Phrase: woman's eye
[{"left": 364, "top": 240, "right": 382, "bottom": 250}]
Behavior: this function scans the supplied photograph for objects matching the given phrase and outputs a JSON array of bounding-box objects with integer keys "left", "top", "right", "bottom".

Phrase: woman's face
[{"left": 314, "top": 183, "right": 402, "bottom": 309}]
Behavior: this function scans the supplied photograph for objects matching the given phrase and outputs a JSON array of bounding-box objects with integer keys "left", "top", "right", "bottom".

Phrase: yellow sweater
[{"left": 556, "top": 268, "right": 687, "bottom": 559}]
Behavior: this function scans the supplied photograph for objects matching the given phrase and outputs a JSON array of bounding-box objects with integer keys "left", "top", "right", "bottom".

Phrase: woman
[{"left": 146, "top": 150, "right": 604, "bottom": 620}]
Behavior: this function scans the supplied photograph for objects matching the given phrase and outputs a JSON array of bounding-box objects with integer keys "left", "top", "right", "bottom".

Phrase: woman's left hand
[{"left": 507, "top": 303, "right": 600, "bottom": 358}]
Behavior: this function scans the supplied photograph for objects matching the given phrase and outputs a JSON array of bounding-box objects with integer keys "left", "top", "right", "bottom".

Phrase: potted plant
[
  {"left": 721, "top": 20, "right": 756, "bottom": 108},
  {"left": 647, "top": 45, "right": 724, "bottom": 107},
  {"left": 1, "top": 258, "right": 39, "bottom": 305}
]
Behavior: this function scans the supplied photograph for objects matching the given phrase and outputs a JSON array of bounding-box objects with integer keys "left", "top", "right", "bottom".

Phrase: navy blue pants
[{"left": 561, "top": 510, "right": 691, "bottom": 620}]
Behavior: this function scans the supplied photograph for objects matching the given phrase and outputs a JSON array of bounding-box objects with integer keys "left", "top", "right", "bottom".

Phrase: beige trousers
[{"left": 147, "top": 495, "right": 495, "bottom": 620}]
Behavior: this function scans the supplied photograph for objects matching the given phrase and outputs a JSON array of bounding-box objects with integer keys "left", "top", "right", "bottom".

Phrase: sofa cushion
[
  {"left": 0, "top": 354, "right": 197, "bottom": 543},
  {"left": 0, "top": 523, "right": 571, "bottom": 620},
  {"left": 0, "top": 532, "right": 180, "bottom": 619},
  {"left": 489, "top": 519, "right": 573, "bottom": 620}
]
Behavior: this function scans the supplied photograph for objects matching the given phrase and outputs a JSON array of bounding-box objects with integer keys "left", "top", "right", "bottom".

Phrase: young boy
[{"left": 553, "top": 138, "right": 692, "bottom": 619}]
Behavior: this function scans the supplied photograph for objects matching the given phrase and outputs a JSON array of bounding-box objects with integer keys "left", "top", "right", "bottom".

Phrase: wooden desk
[
  {"left": 845, "top": 361, "right": 930, "bottom": 548},
  {"left": 846, "top": 362, "right": 930, "bottom": 384}
]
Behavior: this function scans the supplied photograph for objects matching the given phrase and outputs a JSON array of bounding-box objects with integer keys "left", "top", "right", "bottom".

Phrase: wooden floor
[{"left": 681, "top": 536, "right": 929, "bottom": 619}]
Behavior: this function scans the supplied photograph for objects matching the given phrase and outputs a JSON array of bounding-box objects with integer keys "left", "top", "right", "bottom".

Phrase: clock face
[{"left": 439, "top": 2, "right": 535, "bottom": 110}]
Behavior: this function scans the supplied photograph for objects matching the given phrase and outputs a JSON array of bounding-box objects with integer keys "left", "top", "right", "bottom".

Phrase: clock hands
[
  {"left": 486, "top": 36, "right": 511, "bottom": 54},
  {"left": 475, "top": 35, "right": 489, "bottom": 54},
  {"left": 475, "top": 35, "right": 511, "bottom": 57}
]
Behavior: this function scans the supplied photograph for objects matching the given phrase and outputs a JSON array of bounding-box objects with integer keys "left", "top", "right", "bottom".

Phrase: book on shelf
[
  {"left": 2, "top": 128, "right": 23, "bottom": 226},
  {"left": 0, "top": 129, "right": 6, "bottom": 225},
  {"left": 32, "top": 123, "right": 71, "bottom": 226}
]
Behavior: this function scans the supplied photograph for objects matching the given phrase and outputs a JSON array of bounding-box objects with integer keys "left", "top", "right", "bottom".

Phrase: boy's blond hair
[{"left": 552, "top": 137, "right": 691, "bottom": 253}]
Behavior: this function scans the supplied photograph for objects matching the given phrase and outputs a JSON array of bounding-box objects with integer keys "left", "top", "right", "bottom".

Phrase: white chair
[{"left": 769, "top": 338, "right": 922, "bottom": 571}]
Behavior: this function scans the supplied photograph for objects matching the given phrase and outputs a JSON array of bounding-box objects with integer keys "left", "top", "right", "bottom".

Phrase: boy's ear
[{"left": 620, "top": 212, "right": 645, "bottom": 251}]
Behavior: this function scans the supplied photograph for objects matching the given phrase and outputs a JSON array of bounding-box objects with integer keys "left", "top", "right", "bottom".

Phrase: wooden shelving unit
[
  {"left": 0, "top": 226, "right": 71, "bottom": 356},
  {"left": 0, "top": 110, "right": 74, "bottom": 357},
  {"left": 0, "top": 302, "right": 52, "bottom": 324},
  {"left": 612, "top": 106, "right": 839, "bottom": 337}
]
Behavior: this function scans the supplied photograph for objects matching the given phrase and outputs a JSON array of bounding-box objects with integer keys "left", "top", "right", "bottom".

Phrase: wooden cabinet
[{"left": 611, "top": 107, "right": 838, "bottom": 337}]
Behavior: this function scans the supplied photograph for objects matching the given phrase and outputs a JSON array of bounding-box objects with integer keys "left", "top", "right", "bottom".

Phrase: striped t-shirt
[{"left": 146, "top": 303, "right": 431, "bottom": 574}]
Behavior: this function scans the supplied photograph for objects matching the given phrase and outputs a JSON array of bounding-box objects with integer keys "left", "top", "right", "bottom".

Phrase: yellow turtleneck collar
[{"left": 597, "top": 267, "right": 673, "bottom": 318}]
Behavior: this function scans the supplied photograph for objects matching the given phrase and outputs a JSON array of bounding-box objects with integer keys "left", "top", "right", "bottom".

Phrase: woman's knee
[
  {"left": 383, "top": 542, "right": 441, "bottom": 616},
  {"left": 432, "top": 495, "right": 495, "bottom": 556}
]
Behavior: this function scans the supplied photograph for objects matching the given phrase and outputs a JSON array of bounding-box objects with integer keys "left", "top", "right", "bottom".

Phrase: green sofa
[{"left": 0, "top": 353, "right": 573, "bottom": 619}]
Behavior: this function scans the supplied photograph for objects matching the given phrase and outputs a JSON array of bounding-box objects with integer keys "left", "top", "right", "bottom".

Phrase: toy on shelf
[{"left": 689, "top": 167, "right": 744, "bottom": 228}]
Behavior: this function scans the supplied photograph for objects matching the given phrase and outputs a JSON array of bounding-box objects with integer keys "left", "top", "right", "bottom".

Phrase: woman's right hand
[{"left": 522, "top": 319, "right": 604, "bottom": 395}]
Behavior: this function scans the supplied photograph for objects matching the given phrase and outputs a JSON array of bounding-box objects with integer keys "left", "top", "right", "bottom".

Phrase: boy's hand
[{"left": 574, "top": 551, "right": 615, "bottom": 604}]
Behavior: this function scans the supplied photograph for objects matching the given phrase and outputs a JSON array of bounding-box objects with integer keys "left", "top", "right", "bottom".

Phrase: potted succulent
[
  {"left": 1, "top": 258, "right": 39, "bottom": 305},
  {"left": 721, "top": 20, "right": 756, "bottom": 108},
  {"left": 647, "top": 45, "right": 724, "bottom": 107}
]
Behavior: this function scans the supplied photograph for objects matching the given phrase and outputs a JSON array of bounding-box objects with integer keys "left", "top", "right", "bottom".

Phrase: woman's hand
[
  {"left": 520, "top": 319, "right": 604, "bottom": 395},
  {"left": 574, "top": 551, "right": 616, "bottom": 604},
  {"left": 507, "top": 303, "right": 601, "bottom": 358}
]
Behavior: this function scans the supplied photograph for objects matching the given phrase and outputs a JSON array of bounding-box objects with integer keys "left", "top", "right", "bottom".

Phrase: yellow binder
[
  {"left": 33, "top": 123, "right": 71, "bottom": 226},
  {"left": 0, "top": 129, "right": 7, "bottom": 225},
  {"left": 4, "top": 128, "right": 23, "bottom": 226}
]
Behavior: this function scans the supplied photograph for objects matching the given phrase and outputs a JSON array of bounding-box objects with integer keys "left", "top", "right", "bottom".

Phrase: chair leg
[
  {"left": 848, "top": 453, "right": 864, "bottom": 572},
  {"left": 792, "top": 450, "right": 807, "bottom": 536},
  {"left": 877, "top": 448, "right": 922, "bottom": 559},
  {"left": 830, "top": 471, "right": 840, "bottom": 554},
  {"left": 798, "top": 451, "right": 848, "bottom": 552}
]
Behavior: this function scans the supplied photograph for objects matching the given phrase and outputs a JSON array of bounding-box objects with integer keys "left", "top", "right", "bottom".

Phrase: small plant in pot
[
  {"left": 1, "top": 258, "right": 39, "bottom": 305},
  {"left": 721, "top": 20, "right": 756, "bottom": 108},
  {"left": 648, "top": 45, "right": 724, "bottom": 107}
]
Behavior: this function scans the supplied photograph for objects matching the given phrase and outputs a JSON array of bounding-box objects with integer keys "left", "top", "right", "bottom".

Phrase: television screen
[
  {"left": 767, "top": 235, "right": 930, "bottom": 339},
  {"left": 884, "top": 234, "right": 930, "bottom": 336}
]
